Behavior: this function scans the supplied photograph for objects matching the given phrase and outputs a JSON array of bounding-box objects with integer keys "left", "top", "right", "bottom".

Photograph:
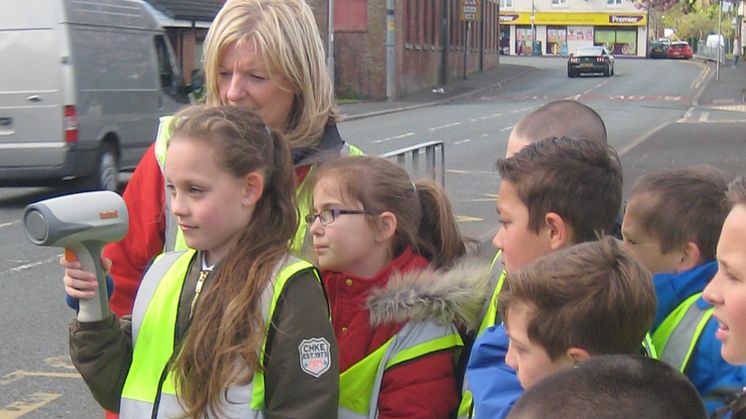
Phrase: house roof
[{"left": 143, "top": 0, "right": 225, "bottom": 22}]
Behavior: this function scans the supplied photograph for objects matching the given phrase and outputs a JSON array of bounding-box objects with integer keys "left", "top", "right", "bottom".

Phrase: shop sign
[{"left": 498, "top": 12, "right": 647, "bottom": 26}]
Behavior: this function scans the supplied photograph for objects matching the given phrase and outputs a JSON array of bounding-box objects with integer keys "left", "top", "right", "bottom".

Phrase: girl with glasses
[{"left": 306, "top": 155, "right": 490, "bottom": 419}]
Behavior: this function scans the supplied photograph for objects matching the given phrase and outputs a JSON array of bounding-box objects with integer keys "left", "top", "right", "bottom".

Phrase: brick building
[
  {"left": 140, "top": 0, "right": 500, "bottom": 100},
  {"left": 334, "top": 0, "right": 502, "bottom": 99}
]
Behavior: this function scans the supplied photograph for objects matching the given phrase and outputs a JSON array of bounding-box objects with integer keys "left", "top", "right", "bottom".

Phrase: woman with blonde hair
[{"left": 102, "top": 0, "right": 361, "bottom": 321}]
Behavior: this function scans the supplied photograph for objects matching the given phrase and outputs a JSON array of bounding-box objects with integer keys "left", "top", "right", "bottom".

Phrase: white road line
[
  {"left": 454, "top": 139, "right": 471, "bottom": 145},
  {"left": 678, "top": 106, "right": 695, "bottom": 123},
  {"left": 699, "top": 112, "right": 709, "bottom": 122},
  {"left": 428, "top": 122, "right": 461, "bottom": 131},
  {"left": 509, "top": 106, "right": 533, "bottom": 114},
  {"left": 500, "top": 126, "right": 513, "bottom": 132},
  {"left": 3, "top": 255, "right": 59, "bottom": 275},
  {"left": 372, "top": 132, "right": 414, "bottom": 144},
  {"left": 0, "top": 222, "right": 14, "bottom": 229},
  {"left": 677, "top": 119, "right": 746, "bottom": 124},
  {"left": 0, "top": 392, "right": 61, "bottom": 418}
]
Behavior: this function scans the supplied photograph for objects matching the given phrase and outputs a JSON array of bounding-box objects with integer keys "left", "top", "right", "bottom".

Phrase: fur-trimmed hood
[{"left": 366, "top": 257, "right": 493, "bottom": 332}]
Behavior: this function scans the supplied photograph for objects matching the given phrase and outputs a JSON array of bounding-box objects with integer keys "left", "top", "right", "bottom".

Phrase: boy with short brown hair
[
  {"left": 622, "top": 166, "right": 746, "bottom": 413},
  {"left": 465, "top": 136, "right": 625, "bottom": 418},
  {"left": 499, "top": 236, "right": 656, "bottom": 390}
]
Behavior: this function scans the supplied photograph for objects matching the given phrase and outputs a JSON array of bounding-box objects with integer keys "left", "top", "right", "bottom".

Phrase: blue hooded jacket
[
  {"left": 465, "top": 323, "right": 522, "bottom": 418},
  {"left": 653, "top": 261, "right": 746, "bottom": 414}
]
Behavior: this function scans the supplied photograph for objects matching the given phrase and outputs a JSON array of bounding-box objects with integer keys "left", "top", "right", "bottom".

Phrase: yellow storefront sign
[{"left": 499, "top": 12, "right": 646, "bottom": 26}]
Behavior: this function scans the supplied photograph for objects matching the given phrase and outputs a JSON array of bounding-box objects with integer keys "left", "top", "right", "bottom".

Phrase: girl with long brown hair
[{"left": 62, "top": 105, "right": 338, "bottom": 418}]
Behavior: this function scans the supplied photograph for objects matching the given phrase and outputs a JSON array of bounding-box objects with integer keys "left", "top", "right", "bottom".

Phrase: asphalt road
[{"left": 0, "top": 56, "right": 744, "bottom": 418}]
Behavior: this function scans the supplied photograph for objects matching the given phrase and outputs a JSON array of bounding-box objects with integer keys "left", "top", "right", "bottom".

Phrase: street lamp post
[
  {"left": 531, "top": 0, "right": 536, "bottom": 53},
  {"left": 717, "top": 0, "right": 723, "bottom": 81}
]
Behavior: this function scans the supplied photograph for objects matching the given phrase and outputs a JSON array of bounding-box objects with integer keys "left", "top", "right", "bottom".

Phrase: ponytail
[{"left": 414, "top": 180, "right": 466, "bottom": 269}]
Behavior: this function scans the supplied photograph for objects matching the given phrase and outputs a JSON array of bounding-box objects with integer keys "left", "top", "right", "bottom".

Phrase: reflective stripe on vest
[
  {"left": 652, "top": 292, "right": 713, "bottom": 373},
  {"left": 120, "top": 249, "right": 316, "bottom": 418},
  {"left": 338, "top": 321, "right": 463, "bottom": 419}
]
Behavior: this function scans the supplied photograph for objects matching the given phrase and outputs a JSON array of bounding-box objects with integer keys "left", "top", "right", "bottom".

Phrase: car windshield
[{"left": 576, "top": 47, "right": 604, "bottom": 56}]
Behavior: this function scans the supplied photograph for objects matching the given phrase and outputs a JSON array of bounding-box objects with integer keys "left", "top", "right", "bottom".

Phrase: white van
[{"left": 0, "top": 0, "right": 189, "bottom": 190}]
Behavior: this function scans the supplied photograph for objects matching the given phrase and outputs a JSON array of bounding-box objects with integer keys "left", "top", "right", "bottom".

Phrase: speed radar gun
[{"left": 23, "top": 191, "right": 128, "bottom": 322}]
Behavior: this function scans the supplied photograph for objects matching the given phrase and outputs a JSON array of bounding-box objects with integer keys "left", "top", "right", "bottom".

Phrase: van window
[{"left": 154, "top": 35, "right": 180, "bottom": 92}]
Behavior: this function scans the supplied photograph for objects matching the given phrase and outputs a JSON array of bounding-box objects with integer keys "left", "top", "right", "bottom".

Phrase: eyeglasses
[{"left": 305, "top": 208, "right": 369, "bottom": 226}]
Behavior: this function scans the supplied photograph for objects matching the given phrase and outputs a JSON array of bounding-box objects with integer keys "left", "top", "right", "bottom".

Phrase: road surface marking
[
  {"left": 454, "top": 139, "right": 471, "bottom": 145},
  {"left": 447, "top": 169, "right": 495, "bottom": 175},
  {"left": 456, "top": 215, "right": 484, "bottom": 222},
  {"left": 678, "top": 107, "right": 695, "bottom": 122},
  {"left": 428, "top": 122, "right": 461, "bottom": 131},
  {"left": 0, "top": 392, "right": 60, "bottom": 418},
  {"left": 0, "top": 222, "right": 14, "bottom": 229},
  {"left": 0, "top": 370, "right": 81, "bottom": 386},
  {"left": 372, "top": 132, "right": 414, "bottom": 144},
  {"left": 2, "top": 255, "right": 60, "bottom": 275},
  {"left": 699, "top": 112, "right": 709, "bottom": 122},
  {"left": 500, "top": 126, "right": 513, "bottom": 132}
]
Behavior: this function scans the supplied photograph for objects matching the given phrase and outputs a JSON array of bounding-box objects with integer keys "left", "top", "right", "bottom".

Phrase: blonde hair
[
  {"left": 203, "top": 0, "right": 336, "bottom": 149},
  {"left": 167, "top": 105, "right": 297, "bottom": 418}
]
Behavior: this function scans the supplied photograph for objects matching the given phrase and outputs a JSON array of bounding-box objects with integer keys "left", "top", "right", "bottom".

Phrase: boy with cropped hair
[
  {"left": 621, "top": 166, "right": 746, "bottom": 413},
  {"left": 507, "top": 354, "right": 707, "bottom": 419},
  {"left": 466, "top": 136, "right": 626, "bottom": 418},
  {"left": 500, "top": 236, "right": 656, "bottom": 390}
]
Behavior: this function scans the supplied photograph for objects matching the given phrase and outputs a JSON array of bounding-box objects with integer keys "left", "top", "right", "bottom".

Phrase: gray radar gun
[{"left": 23, "top": 191, "right": 129, "bottom": 322}]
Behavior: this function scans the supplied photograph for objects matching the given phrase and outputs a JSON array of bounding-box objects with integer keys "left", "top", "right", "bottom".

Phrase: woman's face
[{"left": 218, "top": 40, "right": 295, "bottom": 132}]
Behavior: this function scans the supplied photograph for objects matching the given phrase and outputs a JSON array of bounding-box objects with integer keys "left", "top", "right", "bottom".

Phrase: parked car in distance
[
  {"left": 649, "top": 41, "right": 669, "bottom": 58},
  {"left": 568, "top": 46, "right": 615, "bottom": 78},
  {"left": 668, "top": 41, "right": 693, "bottom": 59}
]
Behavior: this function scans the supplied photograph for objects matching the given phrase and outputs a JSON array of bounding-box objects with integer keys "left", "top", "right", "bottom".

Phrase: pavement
[{"left": 338, "top": 62, "right": 536, "bottom": 121}]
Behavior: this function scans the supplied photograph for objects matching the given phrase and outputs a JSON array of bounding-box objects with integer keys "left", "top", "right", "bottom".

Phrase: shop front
[{"left": 498, "top": 11, "right": 647, "bottom": 57}]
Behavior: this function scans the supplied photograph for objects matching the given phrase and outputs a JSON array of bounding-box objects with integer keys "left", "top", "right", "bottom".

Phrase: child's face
[
  {"left": 309, "top": 176, "right": 389, "bottom": 277},
  {"left": 165, "top": 137, "right": 255, "bottom": 265},
  {"left": 505, "top": 304, "right": 573, "bottom": 389},
  {"left": 493, "top": 180, "right": 554, "bottom": 272},
  {"left": 703, "top": 204, "right": 746, "bottom": 364},
  {"left": 621, "top": 197, "right": 684, "bottom": 274}
]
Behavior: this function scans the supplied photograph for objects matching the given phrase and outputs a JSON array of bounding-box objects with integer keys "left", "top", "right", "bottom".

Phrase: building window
[
  {"left": 551, "top": 0, "right": 567, "bottom": 5},
  {"left": 607, "top": 0, "right": 623, "bottom": 4},
  {"left": 500, "top": 0, "right": 512, "bottom": 8}
]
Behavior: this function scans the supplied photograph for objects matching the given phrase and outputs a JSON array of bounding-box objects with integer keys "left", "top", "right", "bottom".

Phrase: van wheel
[{"left": 80, "top": 143, "right": 119, "bottom": 191}]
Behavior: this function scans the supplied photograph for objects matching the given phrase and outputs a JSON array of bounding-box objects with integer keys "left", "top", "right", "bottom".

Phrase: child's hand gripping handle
[
  {"left": 65, "top": 244, "right": 110, "bottom": 322},
  {"left": 22, "top": 190, "right": 129, "bottom": 323}
]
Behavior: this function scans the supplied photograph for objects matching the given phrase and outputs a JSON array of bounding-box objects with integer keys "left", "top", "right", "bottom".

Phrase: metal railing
[
  {"left": 380, "top": 140, "right": 445, "bottom": 188},
  {"left": 697, "top": 41, "right": 725, "bottom": 63}
]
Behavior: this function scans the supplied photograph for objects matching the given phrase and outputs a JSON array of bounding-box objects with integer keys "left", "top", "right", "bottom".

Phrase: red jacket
[{"left": 323, "top": 248, "right": 459, "bottom": 419}]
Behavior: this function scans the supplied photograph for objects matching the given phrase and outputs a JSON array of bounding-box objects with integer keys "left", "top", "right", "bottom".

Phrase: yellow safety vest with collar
[
  {"left": 338, "top": 321, "right": 463, "bottom": 419},
  {"left": 154, "top": 116, "right": 364, "bottom": 255},
  {"left": 119, "top": 249, "right": 319, "bottom": 418},
  {"left": 652, "top": 292, "right": 713, "bottom": 373},
  {"left": 457, "top": 250, "right": 505, "bottom": 419}
]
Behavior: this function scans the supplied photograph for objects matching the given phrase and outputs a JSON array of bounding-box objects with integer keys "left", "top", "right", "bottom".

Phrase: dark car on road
[
  {"left": 649, "top": 41, "right": 669, "bottom": 58},
  {"left": 567, "top": 46, "right": 615, "bottom": 78},
  {"left": 667, "top": 41, "right": 693, "bottom": 59}
]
